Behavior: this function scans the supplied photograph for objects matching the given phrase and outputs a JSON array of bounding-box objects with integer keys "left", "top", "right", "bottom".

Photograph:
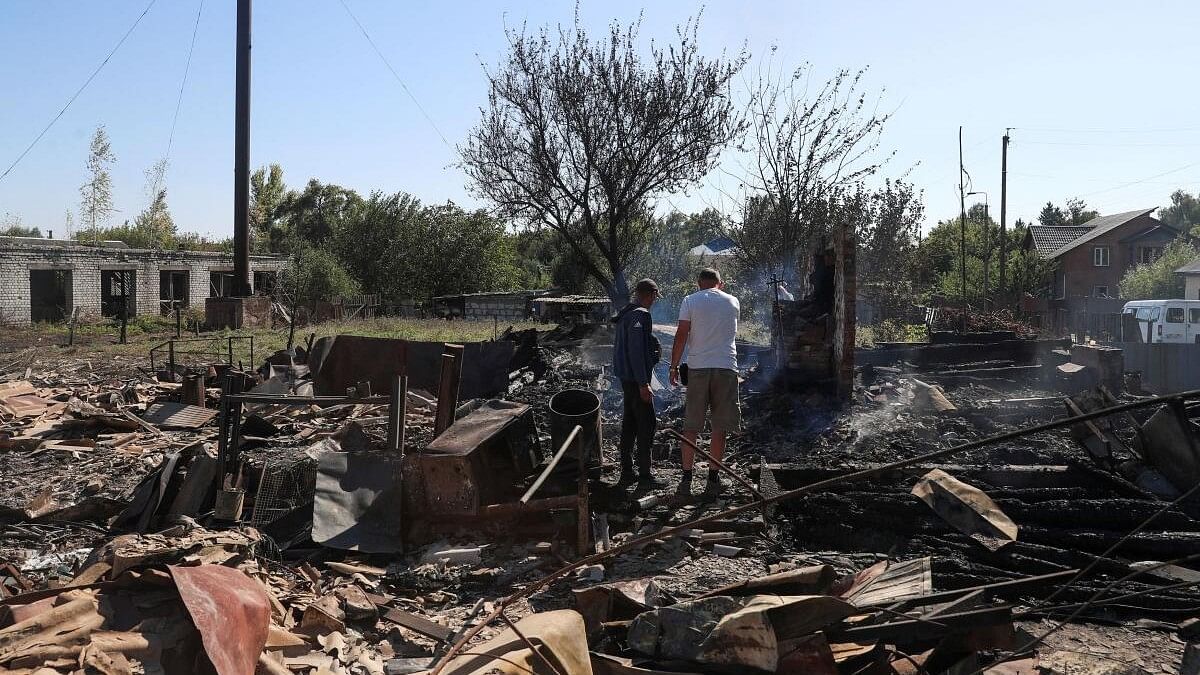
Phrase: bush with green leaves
[
  {"left": 279, "top": 244, "right": 361, "bottom": 310},
  {"left": 1120, "top": 240, "right": 1199, "bottom": 299}
]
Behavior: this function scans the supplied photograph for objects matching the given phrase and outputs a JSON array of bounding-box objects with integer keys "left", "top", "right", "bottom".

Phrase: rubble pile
[
  {"left": 1, "top": 325, "right": 1200, "bottom": 674},
  {"left": 930, "top": 308, "right": 1036, "bottom": 336}
]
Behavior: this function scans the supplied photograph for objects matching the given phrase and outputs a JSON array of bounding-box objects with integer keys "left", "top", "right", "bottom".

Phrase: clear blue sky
[{"left": 1, "top": 0, "right": 1198, "bottom": 239}]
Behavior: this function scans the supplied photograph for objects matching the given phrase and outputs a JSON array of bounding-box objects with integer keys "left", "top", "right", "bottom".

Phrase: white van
[{"left": 1122, "top": 300, "right": 1200, "bottom": 343}]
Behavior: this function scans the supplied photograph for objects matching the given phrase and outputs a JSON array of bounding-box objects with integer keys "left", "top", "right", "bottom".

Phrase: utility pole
[
  {"left": 1000, "top": 129, "right": 1010, "bottom": 304},
  {"left": 959, "top": 126, "right": 968, "bottom": 332},
  {"left": 232, "top": 0, "right": 252, "bottom": 297}
]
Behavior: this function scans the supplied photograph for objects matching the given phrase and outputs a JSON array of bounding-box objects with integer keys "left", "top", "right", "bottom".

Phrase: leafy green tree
[
  {"left": 250, "top": 163, "right": 288, "bottom": 251},
  {"left": 131, "top": 160, "right": 176, "bottom": 248},
  {"left": 1066, "top": 198, "right": 1099, "bottom": 225},
  {"left": 276, "top": 180, "right": 363, "bottom": 248},
  {"left": 917, "top": 207, "right": 1043, "bottom": 302},
  {"left": 79, "top": 125, "right": 116, "bottom": 242},
  {"left": 857, "top": 180, "right": 924, "bottom": 318},
  {"left": 627, "top": 208, "right": 727, "bottom": 316},
  {"left": 1158, "top": 190, "right": 1200, "bottom": 233},
  {"left": 332, "top": 191, "right": 424, "bottom": 294},
  {"left": 130, "top": 189, "right": 175, "bottom": 248},
  {"left": 461, "top": 14, "right": 746, "bottom": 303},
  {"left": 1119, "top": 239, "right": 1199, "bottom": 299},
  {"left": 1037, "top": 202, "right": 1066, "bottom": 227},
  {"left": 278, "top": 242, "right": 361, "bottom": 310},
  {"left": 1038, "top": 198, "right": 1098, "bottom": 227},
  {"left": 409, "top": 202, "right": 531, "bottom": 298},
  {"left": 331, "top": 195, "right": 537, "bottom": 302}
]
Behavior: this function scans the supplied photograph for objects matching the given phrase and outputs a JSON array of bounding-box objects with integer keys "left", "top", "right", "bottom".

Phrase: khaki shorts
[{"left": 683, "top": 368, "right": 741, "bottom": 432}]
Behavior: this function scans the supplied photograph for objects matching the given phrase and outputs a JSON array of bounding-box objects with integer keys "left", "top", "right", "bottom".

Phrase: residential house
[
  {"left": 1174, "top": 259, "right": 1200, "bottom": 300},
  {"left": 1022, "top": 208, "right": 1185, "bottom": 336},
  {"left": 687, "top": 236, "right": 739, "bottom": 270}
]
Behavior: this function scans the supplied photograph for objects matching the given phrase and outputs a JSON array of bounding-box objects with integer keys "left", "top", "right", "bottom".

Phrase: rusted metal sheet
[
  {"left": 413, "top": 401, "right": 540, "bottom": 516},
  {"left": 309, "top": 335, "right": 514, "bottom": 400},
  {"left": 0, "top": 381, "right": 63, "bottom": 419},
  {"left": 840, "top": 557, "right": 932, "bottom": 607},
  {"left": 169, "top": 564, "right": 270, "bottom": 675}
]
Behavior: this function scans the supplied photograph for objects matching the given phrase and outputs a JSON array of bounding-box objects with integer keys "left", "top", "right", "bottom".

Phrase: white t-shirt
[{"left": 678, "top": 288, "right": 739, "bottom": 371}]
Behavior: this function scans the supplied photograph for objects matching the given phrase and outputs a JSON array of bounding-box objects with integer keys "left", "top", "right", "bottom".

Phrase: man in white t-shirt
[{"left": 669, "top": 268, "right": 740, "bottom": 494}]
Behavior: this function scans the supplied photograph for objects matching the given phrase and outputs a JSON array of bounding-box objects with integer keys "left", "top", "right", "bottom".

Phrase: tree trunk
[{"left": 605, "top": 268, "right": 631, "bottom": 307}]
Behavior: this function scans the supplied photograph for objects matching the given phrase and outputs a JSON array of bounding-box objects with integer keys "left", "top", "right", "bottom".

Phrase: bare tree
[
  {"left": 461, "top": 14, "right": 747, "bottom": 302},
  {"left": 79, "top": 125, "right": 117, "bottom": 243},
  {"left": 734, "top": 64, "right": 893, "bottom": 281}
]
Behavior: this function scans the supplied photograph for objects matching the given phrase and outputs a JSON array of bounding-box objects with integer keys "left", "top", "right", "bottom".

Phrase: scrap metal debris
[{"left": 1, "top": 326, "right": 1199, "bottom": 673}]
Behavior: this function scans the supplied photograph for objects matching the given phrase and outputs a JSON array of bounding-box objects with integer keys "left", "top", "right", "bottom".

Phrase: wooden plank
[
  {"left": 382, "top": 607, "right": 453, "bottom": 642},
  {"left": 142, "top": 402, "right": 219, "bottom": 429},
  {"left": 434, "top": 345, "right": 466, "bottom": 437}
]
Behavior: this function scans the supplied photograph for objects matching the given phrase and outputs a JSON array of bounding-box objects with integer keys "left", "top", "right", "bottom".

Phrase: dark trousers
[{"left": 620, "top": 379, "right": 656, "bottom": 475}]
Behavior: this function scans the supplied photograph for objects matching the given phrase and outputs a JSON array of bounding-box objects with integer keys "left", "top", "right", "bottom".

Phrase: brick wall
[
  {"left": 0, "top": 240, "right": 286, "bottom": 325},
  {"left": 464, "top": 297, "right": 529, "bottom": 321}
]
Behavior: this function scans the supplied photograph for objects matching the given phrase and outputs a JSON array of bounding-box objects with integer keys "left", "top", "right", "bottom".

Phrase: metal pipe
[
  {"left": 232, "top": 0, "right": 252, "bottom": 296},
  {"left": 521, "top": 425, "right": 581, "bottom": 504}
]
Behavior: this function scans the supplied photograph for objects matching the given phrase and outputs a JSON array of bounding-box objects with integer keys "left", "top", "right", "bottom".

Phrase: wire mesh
[{"left": 250, "top": 454, "right": 317, "bottom": 529}]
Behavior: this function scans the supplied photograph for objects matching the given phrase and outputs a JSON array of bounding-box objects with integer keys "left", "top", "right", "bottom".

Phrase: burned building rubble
[{"left": 2, "top": 298, "right": 1200, "bottom": 674}]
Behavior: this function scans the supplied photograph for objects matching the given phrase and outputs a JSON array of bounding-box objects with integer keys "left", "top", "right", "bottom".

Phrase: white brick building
[{"left": 0, "top": 236, "right": 287, "bottom": 325}]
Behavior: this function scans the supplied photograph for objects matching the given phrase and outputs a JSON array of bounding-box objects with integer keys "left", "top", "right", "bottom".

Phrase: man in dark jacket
[{"left": 612, "top": 278, "right": 664, "bottom": 488}]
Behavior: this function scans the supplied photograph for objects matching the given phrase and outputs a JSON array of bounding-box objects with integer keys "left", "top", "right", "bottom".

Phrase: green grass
[
  {"left": 3, "top": 317, "right": 548, "bottom": 367},
  {"left": 856, "top": 320, "right": 928, "bottom": 348},
  {"left": 737, "top": 320, "right": 771, "bottom": 345}
]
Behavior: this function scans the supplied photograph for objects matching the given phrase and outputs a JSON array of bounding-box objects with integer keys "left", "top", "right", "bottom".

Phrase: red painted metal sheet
[{"left": 169, "top": 565, "right": 270, "bottom": 675}]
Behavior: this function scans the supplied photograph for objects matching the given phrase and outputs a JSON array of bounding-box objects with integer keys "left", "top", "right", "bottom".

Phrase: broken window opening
[
  {"left": 101, "top": 270, "right": 136, "bottom": 319},
  {"left": 253, "top": 271, "right": 277, "bottom": 296},
  {"left": 29, "top": 269, "right": 72, "bottom": 323},
  {"left": 160, "top": 270, "right": 190, "bottom": 315},
  {"left": 210, "top": 271, "right": 235, "bottom": 298}
]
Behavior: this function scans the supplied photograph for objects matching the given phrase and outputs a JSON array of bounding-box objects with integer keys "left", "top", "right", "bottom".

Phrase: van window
[
  {"left": 1191, "top": 308, "right": 1200, "bottom": 324},
  {"left": 1167, "top": 307, "right": 1185, "bottom": 323},
  {"left": 1134, "top": 307, "right": 1160, "bottom": 322}
]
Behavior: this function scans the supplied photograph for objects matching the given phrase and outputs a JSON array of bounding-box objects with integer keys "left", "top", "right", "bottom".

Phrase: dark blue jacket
[{"left": 612, "top": 303, "right": 659, "bottom": 385}]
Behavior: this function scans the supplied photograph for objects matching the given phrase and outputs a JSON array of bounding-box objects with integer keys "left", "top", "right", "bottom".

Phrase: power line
[
  {"left": 165, "top": 0, "right": 206, "bottom": 163},
  {"left": 1009, "top": 170, "right": 1200, "bottom": 186},
  {"left": 0, "top": 0, "right": 158, "bottom": 186},
  {"left": 1078, "top": 160, "right": 1200, "bottom": 197},
  {"left": 1019, "top": 140, "right": 1200, "bottom": 148},
  {"left": 334, "top": 0, "right": 451, "bottom": 148},
  {"left": 1018, "top": 125, "right": 1200, "bottom": 134}
]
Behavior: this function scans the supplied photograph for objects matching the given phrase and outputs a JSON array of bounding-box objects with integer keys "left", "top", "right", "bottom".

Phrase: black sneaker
[
  {"left": 676, "top": 476, "right": 692, "bottom": 496},
  {"left": 705, "top": 475, "right": 723, "bottom": 494},
  {"left": 637, "top": 475, "right": 667, "bottom": 491}
]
